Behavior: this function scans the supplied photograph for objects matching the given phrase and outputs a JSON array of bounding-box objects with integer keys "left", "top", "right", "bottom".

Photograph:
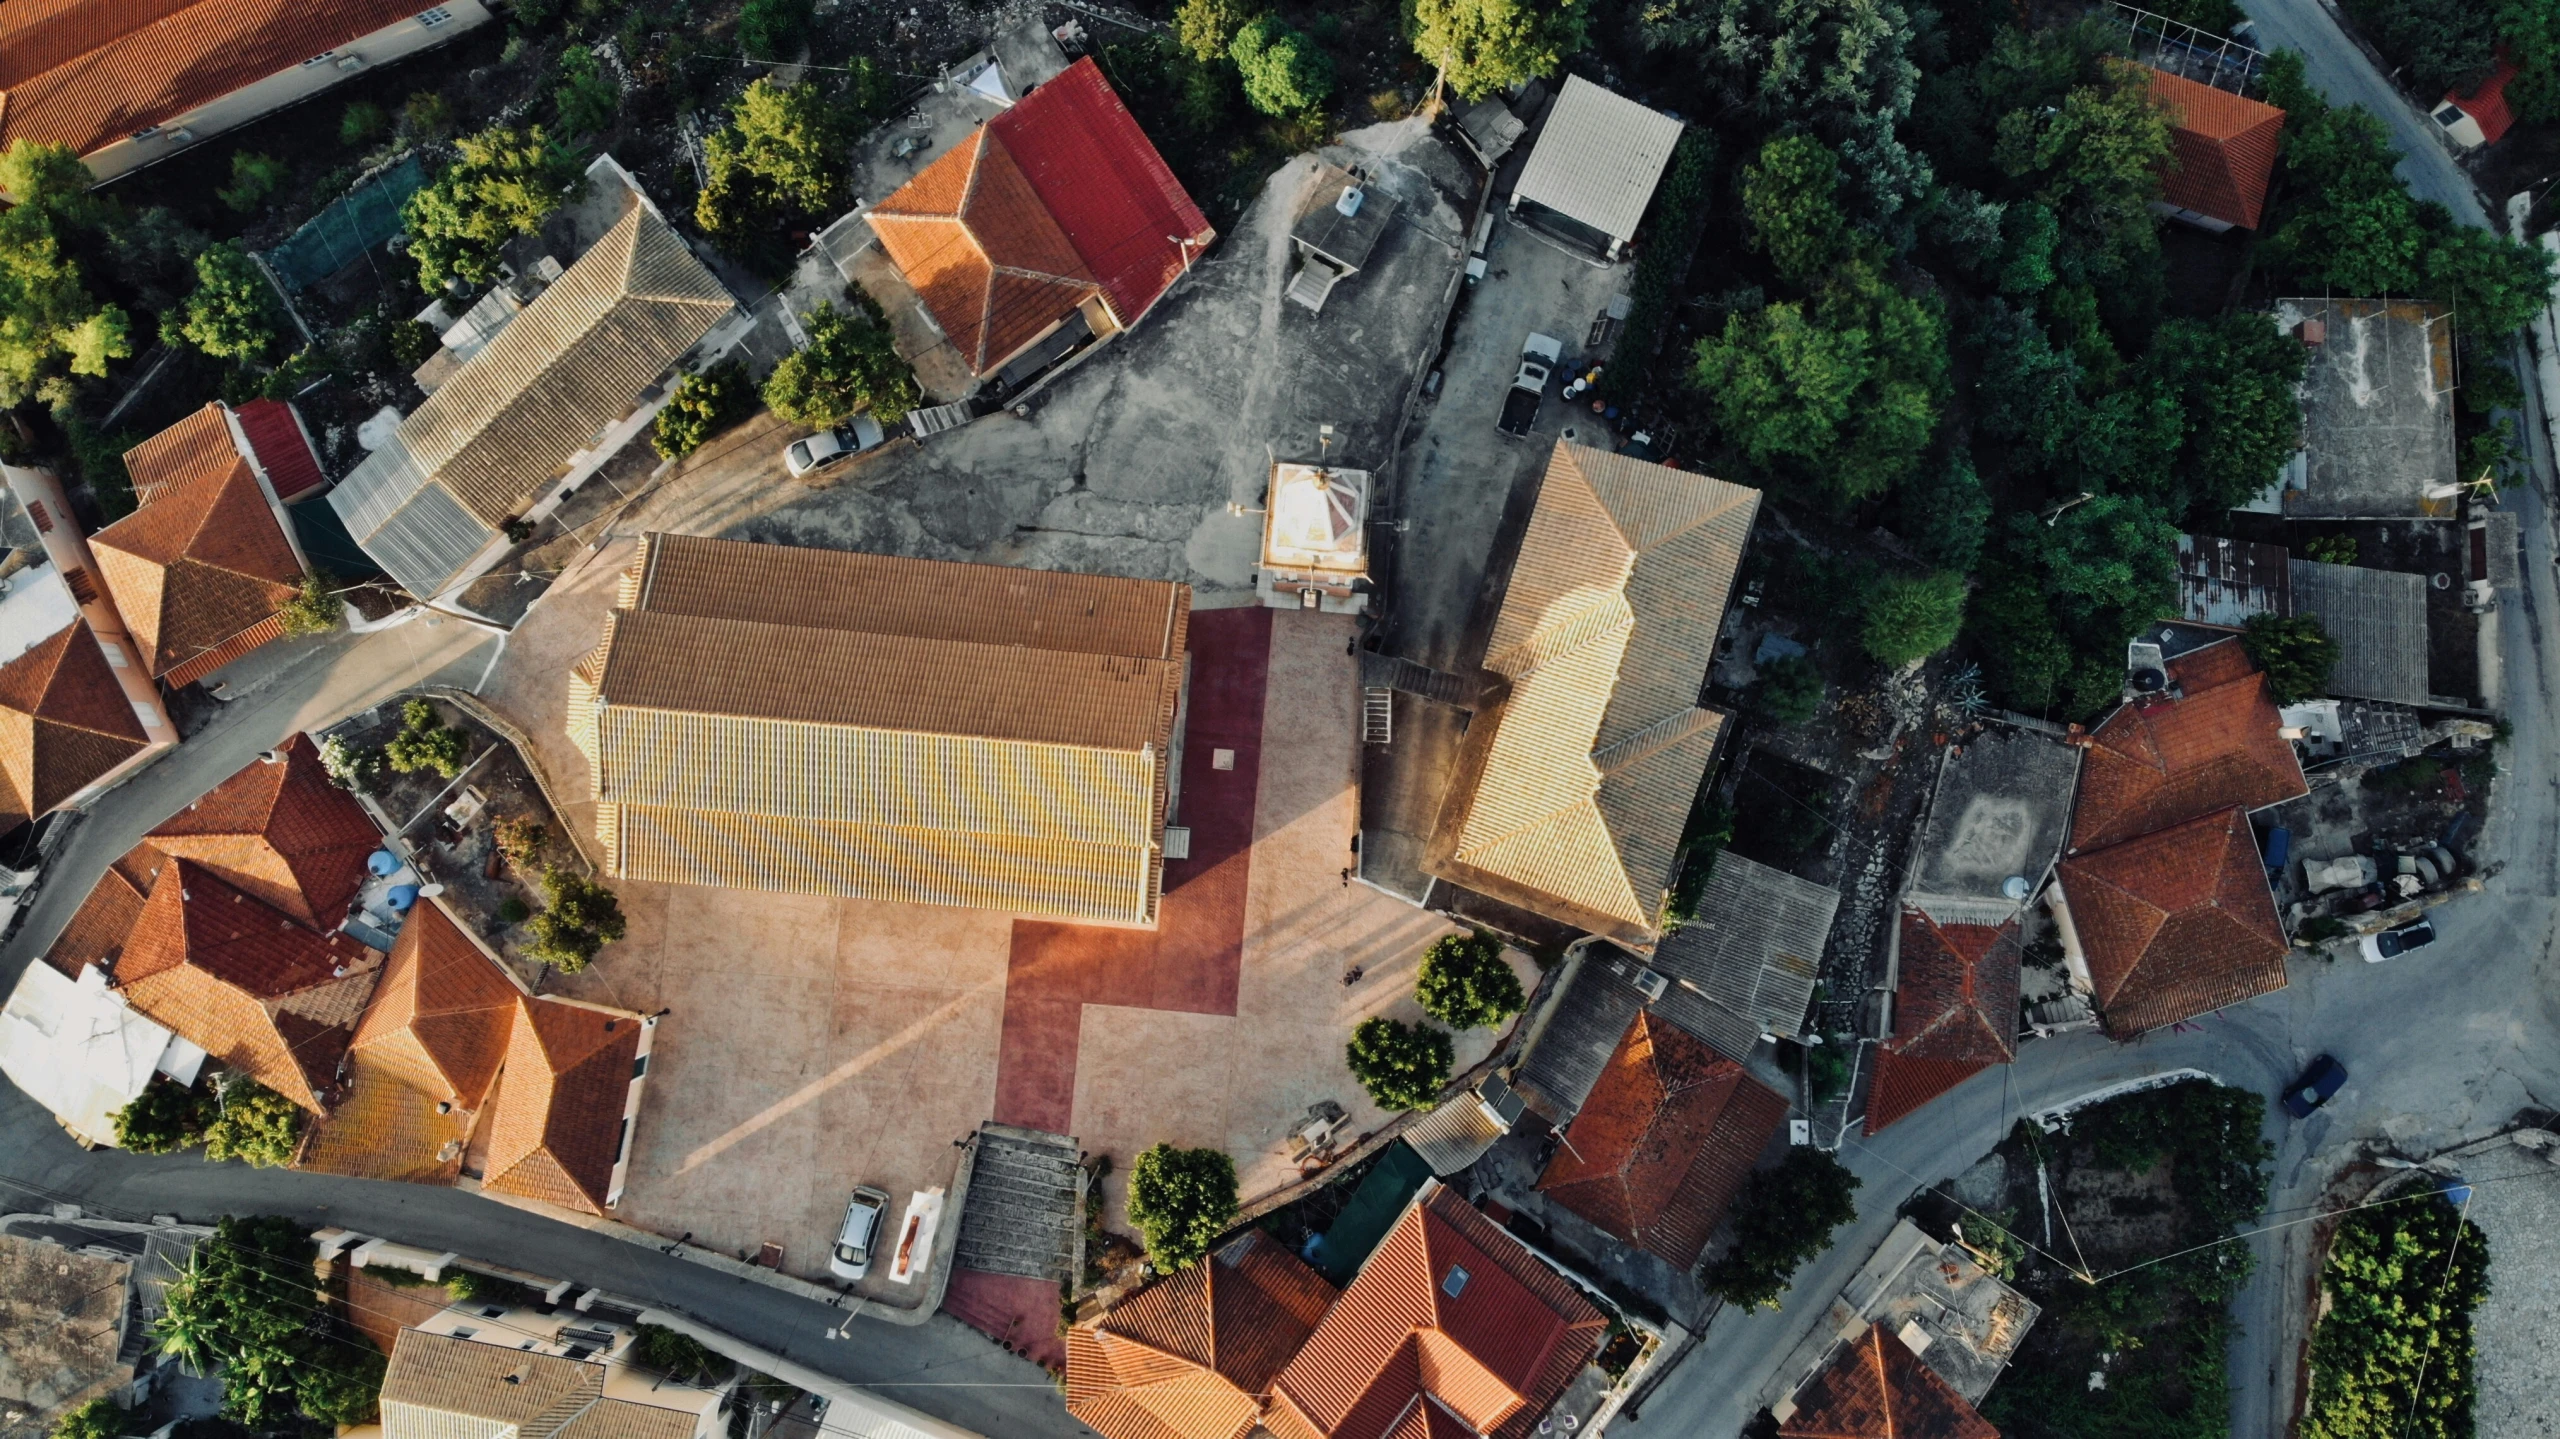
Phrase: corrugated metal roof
[
  {"left": 1647, "top": 853, "right": 1835, "bottom": 1055},
  {"left": 1511, "top": 77, "right": 1683, "bottom": 244},
  {"left": 1401, "top": 1099, "right": 1506, "bottom": 1177},
  {"left": 2174, "top": 533, "right": 2289, "bottom": 627},
  {"left": 328, "top": 438, "right": 498, "bottom": 600},
  {"left": 1513, "top": 948, "right": 1648, "bottom": 1121},
  {"left": 2285, "top": 558, "right": 2430, "bottom": 706}
]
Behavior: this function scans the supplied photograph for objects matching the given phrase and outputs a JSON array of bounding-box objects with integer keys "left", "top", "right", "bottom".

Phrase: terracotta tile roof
[
  {"left": 1267, "top": 1185, "right": 1605, "bottom": 1439},
  {"left": 1068, "top": 1231, "right": 1338, "bottom": 1439},
  {"left": 114, "top": 859, "right": 382, "bottom": 1110},
  {"left": 2143, "top": 67, "right": 2284, "bottom": 230},
  {"left": 2448, "top": 57, "right": 2519, "bottom": 145},
  {"left": 1864, "top": 913, "right": 2019, "bottom": 1135},
  {"left": 1779, "top": 1323, "right": 1998, "bottom": 1439},
  {"left": 380, "top": 1328, "right": 699, "bottom": 1439},
  {"left": 479, "top": 997, "right": 642, "bottom": 1215},
  {"left": 992, "top": 58, "right": 1215, "bottom": 330},
  {"left": 121, "top": 404, "right": 240, "bottom": 509},
  {"left": 1425, "top": 444, "right": 1758, "bottom": 948},
  {"left": 0, "top": 0, "right": 429, "bottom": 159},
  {"left": 1863, "top": 1051, "right": 1993, "bottom": 1137},
  {"left": 350, "top": 899, "right": 523, "bottom": 1109},
  {"left": 144, "top": 733, "right": 379, "bottom": 927},
  {"left": 2059, "top": 806, "right": 2289, "bottom": 1037},
  {"left": 0, "top": 623, "right": 152, "bottom": 830},
  {"left": 572, "top": 534, "right": 1188, "bottom": 925},
  {"left": 2069, "top": 640, "right": 2306, "bottom": 853},
  {"left": 230, "top": 399, "right": 326, "bottom": 502},
  {"left": 1534, "top": 1012, "right": 1789, "bottom": 1266},
  {"left": 42, "top": 844, "right": 159, "bottom": 978},
  {"left": 91, "top": 436, "right": 301, "bottom": 682},
  {"left": 293, "top": 1046, "right": 474, "bottom": 1185}
]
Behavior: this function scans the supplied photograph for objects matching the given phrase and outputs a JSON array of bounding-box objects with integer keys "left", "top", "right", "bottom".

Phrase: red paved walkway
[
  {"left": 989, "top": 606, "right": 1273, "bottom": 1134},
  {"left": 941, "top": 1268, "right": 1068, "bottom": 1368}
]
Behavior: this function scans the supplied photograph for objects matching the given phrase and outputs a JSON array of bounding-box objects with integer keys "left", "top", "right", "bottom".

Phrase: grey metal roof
[
  {"left": 1647, "top": 853, "right": 1836, "bottom": 1054},
  {"left": 2176, "top": 533, "right": 2289, "bottom": 626},
  {"left": 2286, "top": 558, "right": 2431, "bottom": 706},
  {"left": 1459, "top": 100, "right": 1527, "bottom": 164},
  {"left": 1902, "top": 725, "right": 2081, "bottom": 926},
  {"left": 1511, "top": 76, "right": 1682, "bottom": 244},
  {"left": 331, "top": 438, "right": 499, "bottom": 600},
  {"left": 1401, "top": 1096, "right": 1506, "bottom": 1177},
  {"left": 1513, "top": 948, "right": 1648, "bottom": 1121}
]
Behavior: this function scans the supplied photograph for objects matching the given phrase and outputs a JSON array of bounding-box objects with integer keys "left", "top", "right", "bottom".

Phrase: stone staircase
[{"left": 952, "top": 1124, "right": 1083, "bottom": 1283}]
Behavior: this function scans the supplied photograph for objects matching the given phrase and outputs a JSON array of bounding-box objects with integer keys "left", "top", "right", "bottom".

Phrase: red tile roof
[
  {"left": 1266, "top": 1186, "right": 1604, "bottom": 1439},
  {"left": 1864, "top": 913, "right": 2021, "bottom": 1134},
  {"left": 230, "top": 399, "right": 327, "bottom": 503},
  {"left": 1779, "top": 1323, "right": 1998, "bottom": 1439},
  {"left": 868, "top": 58, "right": 1210, "bottom": 375},
  {"left": 1535, "top": 1012, "right": 1789, "bottom": 1266},
  {"left": 122, "top": 405, "right": 241, "bottom": 509},
  {"left": 350, "top": 899, "right": 523, "bottom": 1110},
  {"left": 90, "top": 429, "right": 303, "bottom": 683},
  {"left": 2448, "top": 56, "right": 2519, "bottom": 146},
  {"left": 2069, "top": 639, "right": 2306, "bottom": 854},
  {"left": 42, "top": 845, "right": 159, "bottom": 978},
  {"left": 2059, "top": 805, "right": 2289, "bottom": 1037},
  {"left": 1863, "top": 1052, "right": 1993, "bottom": 1138},
  {"left": 144, "top": 733, "right": 378, "bottom": 928},
  {"left": 479, "top": 998, "right": 643, "bottom": 1215},
  {"left": 0, "top": 622, "right": 152, "bottom": 830},
  {"left": 2143, "top": 66, "right": 2285, "bottom": 230},
  {"left": 1067, "top": 1231, "right": 1338, "bottom": 1439},
  {"left": 0, "top": 0, "right": 432, "bottom": 160}
]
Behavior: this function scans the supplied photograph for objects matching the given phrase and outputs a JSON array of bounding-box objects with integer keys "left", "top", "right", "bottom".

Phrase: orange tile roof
[
  {"left": 868, "top": 127, "right": 1103, "bottom": 374},
  {"left": 0, "top": 623, "right": 152, "bottom": 830},
  {"left": 1779, "top": 1323, "right": 1998, "bottom": 1439},
  {"left": 294, "top": 1045, "right": 475, "bottom": 1185},
  {"left": 479, "top": 998, "right": 642, "bottom": 1215},
  {"left": 350, "top": 899, "right": 523, "bottom": 1110},
  {"left": 1865, "top": 913, "right": 2019, "bottom": 1134},
  {"left": 144, "top": 733, "right": 380, "bottom": 928},
  {"left": 114, "top": 858, "right": 382, "bottom": 1110},
  {"left": 42, "top": 844, "right": 160, "bottom": 978},
  {"left": 1534, "top": 1012, "right": 1789, "bottom": 1266},
  {"left": 2143, "top": 67, "right": 2284, "bottom": 230},
  {"left": 2069, "top": 640, "right": 2306, "bottom": 853},
  {"left": 1067, "top": 1231, "right": 1338, "bottom": 1439},
  {"left": 121, "top": 404, "right": 242, "bottom": 509},
  {"left": 2059, "top": 806, "right": 2289, "bottom": 1037},
  {"left": 90, "top": 438, "right": 302, "bottom": 682},
  {"left": 1266, "top": 1186, "right": 1604, "bottom": 1439},
  {"left": 0, "top": 0, "right": 433, "bottom": 159}
]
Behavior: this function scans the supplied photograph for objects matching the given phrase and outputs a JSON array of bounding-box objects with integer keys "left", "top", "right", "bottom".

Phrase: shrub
[
  {"left": 494, "top": 813, "right": 550, "bottom": 869},
  {"left": 497, "top": 896, "right": 531, "bottom": 924},
  {"left": 385, "top": 698, "right": 470, "bottom": 776},
  {"left": 1863, "top": 571, "right": 1968, "bottom": 668},
  {"left": 1175, "top": 0, "right": 1250, "bottom": 62},
  {"left": 318, "top": 733, "right": 384, "bottom": 789},
  {"left": 2241, "top": 612, "right": 2339, "bottom": 706},
  {"left": 1755, "top": 653, "right": 1824, "bottom": 724},
  {"left": 112, "top": 1076, "right": 218, "bottom": 1154},
  {"left": 386, "top": 317, "right": 442, "bottom": 368},
  {"left": 1703, "top": 1149, "right": 1861, "bottom": 1309},
  {"left": 52, "top": 1398, "right": 125, "bottom": 1439},
  {"left": 633, "top": 1323, "right": 731, "bottom": 1384},
  {"left": 276, "top": 572, "right": 343, "bottom": 638},
  {"left": 1345, "top": 1016, "right": 1453, "bottom": 1111},
  {"left": 1414, "top": 931, "right": 1524, "bottom": 1030},
  {"left": 2302, "top": 535, "right": 2358, "bottom": 565},
  {"left": 402, "top": 126, "right": 584, "bottom": 292},
  {"left": 738, "top": 0, "right": 814, "bottom": 56},
  {"left": 176, "top": 242, "right": 280, "bottom": 363},
  {"left": 1599, "top": 130, "right": 1714, "bottom": 401},
  {"left": 201, "top": 1080, "right": 305, "bottom": 1167},
  {"left": 763, "top": 296, "right": 919, "bottom": 428},
  {"left": 525, "top": 867, "right": 627, "bottom": 971},
  {"left": 554, "top": 45, "right": 619, "bottom": 137},
  {"left": 217, "top": 152, "right": 290, "bottom": 213},
  {"left": 340, "top": 102, "right": 390, "bottom": 148},
  {"left": 154, "top": 1217, "right": 386, "bottom": 1427},
  {"left": 1230, "top": 16, "right": 1334, "bottom": 117},
  {"left": 652, "top": 360, "right": 757, "bottom": 460},
  {"left": 1126, "top": 1143, "right": 1240, "bottom": 1272}
]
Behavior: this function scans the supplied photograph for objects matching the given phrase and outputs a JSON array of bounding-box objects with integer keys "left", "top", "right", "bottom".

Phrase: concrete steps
[{"left": 952, "top": 1125, "right": 1082, "bottom": 1283}]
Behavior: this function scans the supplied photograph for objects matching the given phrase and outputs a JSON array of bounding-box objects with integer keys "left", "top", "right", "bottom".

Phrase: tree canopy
[
  {"left": 176, "top": 242, "right": 280, "bottom": 362},
  {"left": 763, "top": 297, "right": 919, "bottom": 428},
  {"left": 1414, "top": 932, "right": 1525, "bottom": 1030},
  {"left": 1231, "top": 16, "right": 1334, "bottom": 116},
  {"left": 1345, "top": 1016, "right": 1452, "bottom": 1111},
  {"left": 1704, "top": 1149, "right": 1861, "bottom": 1309},
  {"left": 1408, "top": 0, "right": 1586, "bottom": 103},
  {"left": 153, "top": 1216, "right": 386, "bottom": 1428},
  {"left": 696, "top": 78, "right": 844, "bottom": 254},
  {"left": 0, "top": 140, "right": 132, "bottom": 410},
  {"left": 1863, "top": 570, "right": 1968, "bottom": 667},
  {"left": 2301, "top": 1196, "right": 2489, "bottom": 1439},
  {"left": 2241, "top": 613, "right": 2340, "bottom": 705},
  {"left": 1126, "top": 1144, "right": 1240, "bottom": 1272},
  {"left": 402, "top": 126, "right": 584, "bottom": 293}
]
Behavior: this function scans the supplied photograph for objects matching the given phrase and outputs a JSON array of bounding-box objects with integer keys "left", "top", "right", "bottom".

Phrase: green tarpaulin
[
  {"left": 1312, "top": 1141, "right": 1435, "bottom": 1286},
  {"left": 263, "top": 156, "right": 427, "bottom": 292}
]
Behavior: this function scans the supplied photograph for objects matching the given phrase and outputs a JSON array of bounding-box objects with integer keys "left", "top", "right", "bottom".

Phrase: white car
[
  {"left": 784, "top": 414, "right": 888, "bottom": 477},
  {"left": 2358, "top": 918, "right": 2437, "bottom": 964},
  {"left": 829, "top": 1186, "right": 891, "bottom": 1281}
]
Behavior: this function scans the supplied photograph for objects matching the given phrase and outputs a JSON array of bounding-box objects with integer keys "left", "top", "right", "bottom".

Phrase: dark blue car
[{"left": 2284, "top": 1055, "right": 2348, "bottom": 1118}]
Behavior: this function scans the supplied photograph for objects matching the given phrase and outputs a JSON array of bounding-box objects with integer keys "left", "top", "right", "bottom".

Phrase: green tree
[
  {"left": 1125, "top": 1143, "right": 1240, "bottom": 1272},
  {"left": 0, "top": 140, "right": 133, "bottom": 410},
  {"left": 1176, "top": 0, "right": 1251, "bottom": 62},
  {"left": 2344, "top": 0, "right": 2500, "bottom": 99},
  {"left": 554, "top": 45, "right": 619, "bottom": 137},
  {"left": 340, "top": 102, "right": 390, "bottom": 148},
  {"left": 401, "top": 126, "right": 583, "bottom": 293},
  {"left": 216, "top": 152, "right": 290, "bottom": 213},
  {"left": 1863, "top": 571, "right": 1967, "bottom": 667},
  {"left": 2270, "top": 101, "right": 2425, "bottom": 296},
  {"left": 1994, "top": 58, "right": 2170, "bottom": 283},
  {"left": 1408, "top": 0, "right": 1586, "bottom": 103},
  {"left": 2301, "top": 1196, "right": 2489, "bottom": 1439},
  {"left": 1345, "top": 1016, "right": 1452, "bottom": 1111},
  {"left": 697, "top": 79, "right": 844, "bottom": 249},
  {"left": 652, "top": 360, "right": 757, "bottom": 460},
  {"left": 201, "top": 1080, "right": 303, "bottom": 1167},
  {"left": 2303, "top": 535, "right": 2359, "bottom": 565},
  {"left": 2140, "top": 314, "right": 2307, "bottom": 516},
  {"left": 153, "top": 1217, "right": 386, "bottom": 1426},
  {"left": 525, "top": 867, "right": 628, "bottom": 971},
  {"left": 1894, "top": 450, "right": 1990, "bottom": 573},
  {"left": 386, "top": 317, "right": 441, "bottom": 368},
  {"left": 51, "top": 1398, "right": 125, "bottom": 1439},
  {"left": 1703, "top": 1149, "right": 1861, "bottom": 1309},
  {"left": 275, "top": 572, "right": 344, "bottom": 637},
  {"left": 1230, "top": 16, "right": 1334, "bottom": 117},
  {"left": 2505, "top": 0, "right": 2560, "bottom": 123},
  {"left": 112, "top": 1076, "right": 219, "bottom": 1153},
  {"left": 632, "top": 1324, "right": 731, "bottom": 1383},
  {"left": 763, "top": 297, "right": 920, "bottom": 427},
  {"left": 1755, "top": 653, "right": 1825, "bottom": 724},
  {"left": 2240, "top": 613, "right": 2339, "bottom": 705},
  {"left": 1414, "top": 931, "right": 1524, "bottom": 1030},
  {"left": 2422, "top": 220, "right": 2559, "bottom": 336},
  {"left": 739, "top": 0, "right": 815, "bottom": 56},
  {"left": 384, "top": 698, "right": 470, "bottom": 776},
  {"left": 1641, "top": 0, "right": 1919, "bottom": 133},
  {"left": 176, "top": 242, "right": 280, "bottom": 362},
  {"left": 1998, "top": 201, "right": 2058, "bottom": 295},
  {"left": 1742, "top": 134, "right": 1850, "bottom": 291}
]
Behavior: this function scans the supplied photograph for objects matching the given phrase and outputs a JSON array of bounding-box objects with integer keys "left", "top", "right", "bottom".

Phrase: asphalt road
[
  {"left": 0, "top": 617, "right": 1090, "bottom": 1439},
  {"left": 1623, "top": 10, "right": 2560, "bottom": 1433}
]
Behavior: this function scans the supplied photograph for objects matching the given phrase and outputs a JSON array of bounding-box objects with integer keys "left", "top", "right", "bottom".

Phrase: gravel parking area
[{"left": 2459, "top": 1141, "right": 2560, "bottom": 1437}]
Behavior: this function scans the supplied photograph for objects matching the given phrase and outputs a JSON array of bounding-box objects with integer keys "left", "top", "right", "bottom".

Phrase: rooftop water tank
[
  {"left": 367, "top": 849, "right": 400, "bottom": 877},
  {"left": 387, "top": 884, "right": 420, "bottom": 913},
  {"left": 1336, "top": 186, "right": 1364, "bottom": 217}
]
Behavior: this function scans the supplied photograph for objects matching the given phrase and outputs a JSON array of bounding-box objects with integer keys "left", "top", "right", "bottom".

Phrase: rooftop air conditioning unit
[
  {"left": 1631, "top": 967, "right": 1667, "bottom": 1002},
  {"left": 336, "top": 54, "right": 366, "bottom": 72}
]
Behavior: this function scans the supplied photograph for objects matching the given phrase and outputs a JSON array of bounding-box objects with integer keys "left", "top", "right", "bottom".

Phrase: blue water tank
[
  {"left": 367, "top": 849, "right": 400, "bottom": 877},
  {"left": 387, "top": 884, "right": 420, "bottom": 913}
]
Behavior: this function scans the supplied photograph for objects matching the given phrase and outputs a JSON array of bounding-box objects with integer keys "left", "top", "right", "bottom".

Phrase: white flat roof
[
  {"left": 1262, "top": 464, "right": 1368, "bottom": 575},
  {"left": 0, "top": 562, "right": 79, "bottom": 660},
  {"left": 0, "top": 963, "right": 181, "bottom": 1146},
  {"left": 1513, "top": 76, "right": 1684, "bottom": 244}
]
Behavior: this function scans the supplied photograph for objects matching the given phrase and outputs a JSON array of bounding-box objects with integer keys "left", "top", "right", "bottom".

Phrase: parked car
[
  {"left": 2283, "top": 1055, "right": 2348, "bottom": 1118},
  {"left": 2358, "top": 917, "right": 2438, "bottom": 964},
  {"left": 829, "top": 1186, "right": 891, "bottom": 1281},
  {"left": 784, "top": 414, "right": 888, "bottom": 477},
  {"left": 1496, "top": 332, "right": 1564, "bottom": 437}
]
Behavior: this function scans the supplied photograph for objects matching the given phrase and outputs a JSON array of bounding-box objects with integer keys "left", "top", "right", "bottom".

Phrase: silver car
[
  {"left": 783, "top": 414, "right": 888, "bottom": 477},
  {"left": 830, "top": 1186, "right": 891, "bottom": 1281}
]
